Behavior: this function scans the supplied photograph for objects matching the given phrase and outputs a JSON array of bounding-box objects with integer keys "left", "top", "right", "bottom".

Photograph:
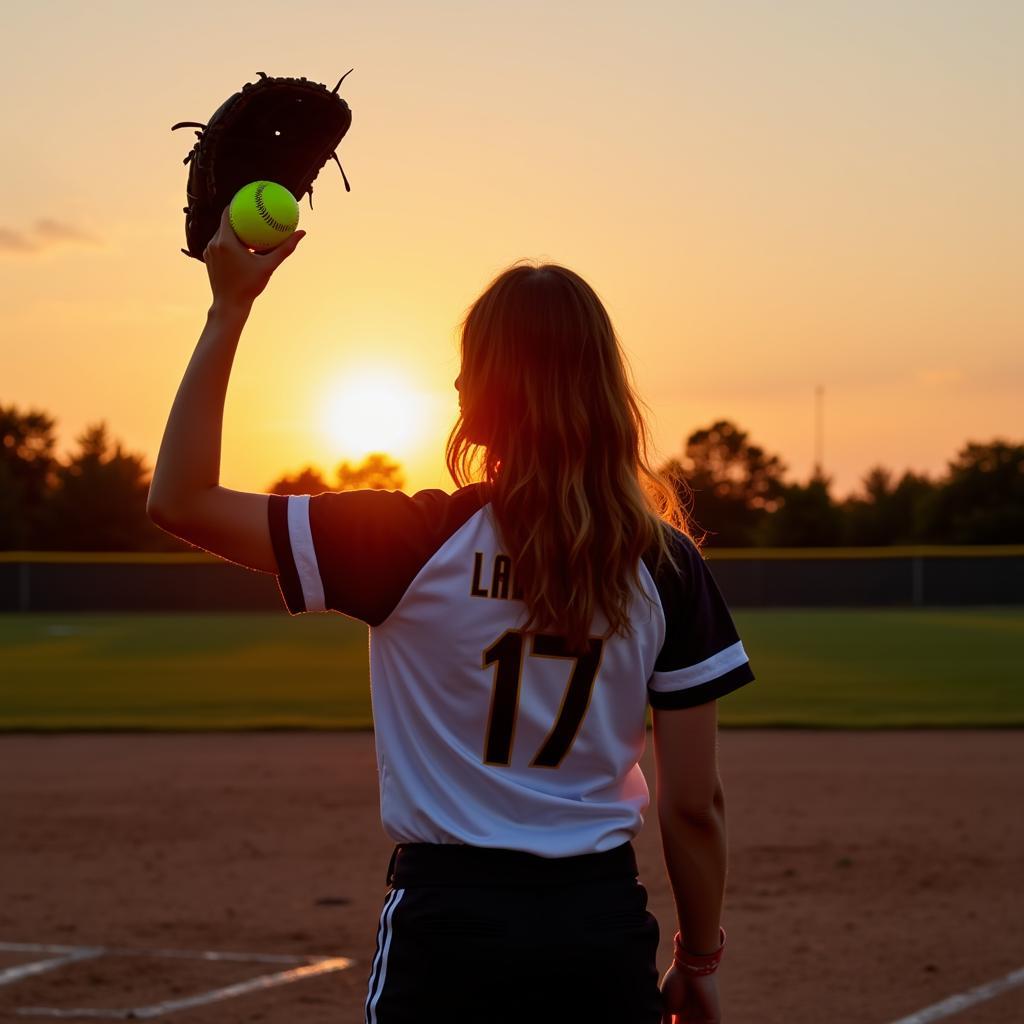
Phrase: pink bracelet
[{"left": 673, "top": 927, "right": 726, "bottom": 976}]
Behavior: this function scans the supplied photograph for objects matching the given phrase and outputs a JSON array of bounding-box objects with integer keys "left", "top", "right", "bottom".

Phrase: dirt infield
[{"left": 1, "top": 730, "right": 1021, "bottom": 1023}]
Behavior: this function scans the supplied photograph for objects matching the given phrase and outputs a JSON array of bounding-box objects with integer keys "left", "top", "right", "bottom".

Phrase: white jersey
[{"left": 268, "top": 483, "right": 754, "bottom": 858}]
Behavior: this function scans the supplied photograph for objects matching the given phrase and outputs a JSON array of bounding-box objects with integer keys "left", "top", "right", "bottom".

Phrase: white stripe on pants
[{"left": 365, "top": 887, "right": 405, "bottom": 1024}]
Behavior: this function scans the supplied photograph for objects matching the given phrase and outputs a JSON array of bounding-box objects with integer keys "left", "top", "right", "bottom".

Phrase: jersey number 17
[{"left": 482, "top": 630, "right": 605, "bottom": 769}]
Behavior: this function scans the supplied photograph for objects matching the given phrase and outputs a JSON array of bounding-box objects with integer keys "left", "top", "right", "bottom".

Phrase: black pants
[{"left": 364, "top": 840, "right": 663, "bottom": 1023}]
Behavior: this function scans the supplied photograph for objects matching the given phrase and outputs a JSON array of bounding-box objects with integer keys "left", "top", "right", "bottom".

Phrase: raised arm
[{"left": 147, "top": 207, "right": 305, "bottom": 573}]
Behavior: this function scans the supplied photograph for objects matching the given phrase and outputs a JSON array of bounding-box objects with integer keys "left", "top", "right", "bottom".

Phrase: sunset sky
[{"left": 3, "top": 0, "right": 1021, "bottom": 501}]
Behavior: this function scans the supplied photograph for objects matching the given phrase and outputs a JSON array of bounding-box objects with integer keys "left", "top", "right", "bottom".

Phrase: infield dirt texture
[
  {"left": 2, "top": 608, "right": 1022, "bottom": 1021},
  {"left": 1, "top": 731, "right": 1022, "bottom": 1023}
]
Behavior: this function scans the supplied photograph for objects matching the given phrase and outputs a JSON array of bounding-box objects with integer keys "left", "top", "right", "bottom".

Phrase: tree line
[
  {"left": 664, "top": 420, "right": 1022, "bottom": 546},
  {"left": 1, "top": 403, "right": 1020, "bottom": 551}
]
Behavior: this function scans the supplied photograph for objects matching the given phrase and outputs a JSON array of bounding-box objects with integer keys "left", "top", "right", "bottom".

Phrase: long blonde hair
[{"left": 446, "top": 260, "right": 695, "bottom": 655}]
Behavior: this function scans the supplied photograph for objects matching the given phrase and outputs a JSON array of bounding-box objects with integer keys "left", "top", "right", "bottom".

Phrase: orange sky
[{"left": 3, "top": 1, "right": 1021, "bottom": 500}]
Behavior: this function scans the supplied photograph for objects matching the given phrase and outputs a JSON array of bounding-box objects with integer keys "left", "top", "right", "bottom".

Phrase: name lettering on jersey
[{"left": 471, "top": 551, "right": 524, "bottom": 601}]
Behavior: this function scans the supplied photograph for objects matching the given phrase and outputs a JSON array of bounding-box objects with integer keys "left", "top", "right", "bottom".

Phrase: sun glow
[{"left": 321, "top": 367, "right": 432, "bottom": 460}]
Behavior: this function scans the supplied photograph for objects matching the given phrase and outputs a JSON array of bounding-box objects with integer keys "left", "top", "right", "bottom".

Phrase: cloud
[
  {"left": 0, "top": 228, "right": 38, "bottom": 253},
  {"left": 34, "top": 218, "right": 101, "bottom": 245},
  {"left": 0, "top": 218, "right": 102, "bottom": 255}
]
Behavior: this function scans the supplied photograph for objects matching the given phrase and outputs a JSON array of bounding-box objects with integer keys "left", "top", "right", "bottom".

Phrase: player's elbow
[
  {"left": 146, "top": 488, "right": 184, "bottom": 533},
  {"left": 658, "top": 777, "right": 725, "bottom": 824},
  {"left": 146, "top": 476, "right": 199, "bottom": 530},
  {"left": 147, "top": 498, "right": 200, "bottom": 552},
  {"left": 147, "top": 492, "right": 166, "bottom": 527}
]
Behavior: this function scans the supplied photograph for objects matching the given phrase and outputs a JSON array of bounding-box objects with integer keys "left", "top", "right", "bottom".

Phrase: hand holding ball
[{"left": 229, "top": 181, "right": 300, "bottom": 252}]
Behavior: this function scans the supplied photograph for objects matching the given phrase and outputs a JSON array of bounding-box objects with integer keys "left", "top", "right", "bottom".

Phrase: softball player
[
  {"left": 149, "top": 228, "right": 754, "bottom": 1023},
  {"left": 268, "top": 264, "right": 757, "bottom": 1024}
]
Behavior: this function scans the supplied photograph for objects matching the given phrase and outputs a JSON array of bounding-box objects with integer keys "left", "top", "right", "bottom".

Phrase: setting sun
[{"left": 321, "top": 367, "right": 433, "bottom": 461}]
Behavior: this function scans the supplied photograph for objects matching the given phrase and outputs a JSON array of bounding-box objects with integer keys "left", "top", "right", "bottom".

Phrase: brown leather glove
[{"left": 171, "top": 70, "right": 354, "bottom": 261}]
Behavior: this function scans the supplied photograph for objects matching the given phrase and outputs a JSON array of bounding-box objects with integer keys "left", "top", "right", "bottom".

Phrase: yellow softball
[{"left": 228, "top": 181, "right": 300, "bottom": 252}]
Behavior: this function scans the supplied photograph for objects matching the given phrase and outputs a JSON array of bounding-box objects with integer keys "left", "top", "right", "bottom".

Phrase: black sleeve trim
[
  {"left": 642, "top": 527, "right": 748, "bottom": 674},
  {"left": 267, "top": 494, "right": 305, "bottom": 614},
  {"left": 647, "top": 661, "right": 755, "bottom": 710},
  {"left": 311, "top": 484, "right": 486, "bottom": 626}
]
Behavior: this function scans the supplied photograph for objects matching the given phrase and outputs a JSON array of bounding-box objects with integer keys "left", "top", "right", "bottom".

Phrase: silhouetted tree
[
  {"left": 923, "top": 440, "right": 1024, "bottom": 543},
  {"left": 0, "top": 459, "right": 29, "bottom": 548},
  {"left": 663, "top": 420, "right": 787, "bottom": 546},
  {"left": 841, "top": 466, "right": 895, "bottom": 546},
  {"left": 0, "top": 403, "right": 58, "bottom": 547},
  {"left": 888, "top": 472, "right": 938, "bottom": 542},
  {"left": 335, "top": 452, "right": 405, "bottom": 491},
  {"left": 6, "top": 398, "right": 1020, "bottom": 550},
  {"left": 840, "top": 466, "right": 937, "bottom": 545},
  {"left": 269, "top": 465, "right": 331, "bottom": 495},
  {"left": 269, "top": 453, "right": 406, "bottom": 495},
  {"left": 758, "top": 470, "right": 843, "bottom": 546},
  {"left": 39, "top": 422, "right": 171, "bottom": 550}
]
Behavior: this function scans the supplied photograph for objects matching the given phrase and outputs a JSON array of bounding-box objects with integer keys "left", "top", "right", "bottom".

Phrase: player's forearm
[
  {"left": 658, "top": 788, "right": 728, "bottom": 955},
  {"left": 148, "top": 301, "right": 252, "bottom": 520}
]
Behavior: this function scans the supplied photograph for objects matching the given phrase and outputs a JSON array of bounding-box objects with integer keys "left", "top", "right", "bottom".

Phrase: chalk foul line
[
  {"left": 884, "top": 965, "right": 1024, "bottom": 1024},
  {"left": 0, "top": 941, "right": 353, "bottom": 1020}
]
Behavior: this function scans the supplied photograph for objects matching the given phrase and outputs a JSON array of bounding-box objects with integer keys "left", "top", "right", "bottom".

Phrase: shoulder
[
  {"left": 641, "top": 521, "right": 705, "bottom": 596},
  {"left": 308, "top": 481, "right": 486, "bottom": 539},
  {"left": 268, "top": 482, "right": 490, "bottom": 624}
]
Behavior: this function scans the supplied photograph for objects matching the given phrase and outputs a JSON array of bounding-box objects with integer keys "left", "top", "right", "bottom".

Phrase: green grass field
[{"left": 1, "top": 609, "right": 1021, "bottom": 730}]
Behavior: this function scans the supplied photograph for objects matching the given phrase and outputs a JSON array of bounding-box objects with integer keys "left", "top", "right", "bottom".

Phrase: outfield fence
[{"left": 1, "top": 547, "right": 1021, "bottom": 612}]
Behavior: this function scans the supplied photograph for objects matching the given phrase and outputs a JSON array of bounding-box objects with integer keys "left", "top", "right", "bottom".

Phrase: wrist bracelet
[{"left": 672, "top": 926, "right": 726, "bottom": 975}]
